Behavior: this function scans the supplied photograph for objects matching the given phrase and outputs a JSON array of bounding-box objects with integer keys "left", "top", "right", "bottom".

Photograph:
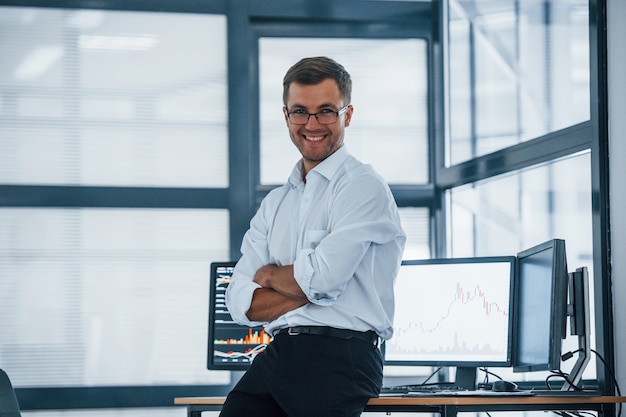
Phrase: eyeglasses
[{"left": 286, "top": 105, "right": 349, "bottom": 125}]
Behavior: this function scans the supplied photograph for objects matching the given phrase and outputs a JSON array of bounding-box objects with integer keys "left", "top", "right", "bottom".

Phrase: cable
[
  {"left": 562, "top": 348, "right": 584, "bottom": 362},
  {"left": 478, "top": 367, "right": 504, "bottom": 384},
  {"left": 591, "top": 349, "right": 623, "bottom": 397},
  {"left": 422, "top": 366, "right": 443, "bottom": 385},
  {"left": 545, "top": 370, "right": 583, "bottom": 391},
  {"left": 591, "top": 349, "right": 622, "bottom": 417},
  {"left": 555, "top": 348, "right": 622, "bottom": 417},
  {"left": 552, "top": 412, "right": 597, "bottom": 417},
  {"left": 553, "top": 412, "right": 575, "bottom": 417}
]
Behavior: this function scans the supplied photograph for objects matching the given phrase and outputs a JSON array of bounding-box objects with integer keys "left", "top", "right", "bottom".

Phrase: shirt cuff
[
  {"left": 294, "top": 249, "right": 335, "bottom": 306},
  {"left": 227, "top": 281, "right": 264, "bottom": 327}
]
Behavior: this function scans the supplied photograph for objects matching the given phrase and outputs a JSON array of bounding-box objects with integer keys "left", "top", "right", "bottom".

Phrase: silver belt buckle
[{"left": 287, "top": 327, "right": 300, "bottom": 336}]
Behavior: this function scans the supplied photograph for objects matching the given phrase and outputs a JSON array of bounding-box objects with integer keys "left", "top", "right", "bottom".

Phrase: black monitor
[
  {"left": 513, "top": 238, "right": 568, "bottom": 373},
  {"left": 383, "top": 256, "right": 516, "bottom": 390},
  {"left": 207, "top": 261, "right": 272, "bottom": 370}
]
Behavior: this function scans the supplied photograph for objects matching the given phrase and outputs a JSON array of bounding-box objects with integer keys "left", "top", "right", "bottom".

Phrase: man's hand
[{"left": 253, "top": 264, "right": 306, "bottom": 299}]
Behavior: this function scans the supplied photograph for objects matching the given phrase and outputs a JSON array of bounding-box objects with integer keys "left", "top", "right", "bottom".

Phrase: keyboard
[
  {"left": 380, "top": 384, "right": 537, "bottom": 397},
  {"left": 404, "top": 389, "right": 535, "bottom": 397},
  {"left": 380, "top": 384, "right": 462, "bottom": 395},
  {"left": 530, "top": 389, "right": 599, "bottom": 396}
]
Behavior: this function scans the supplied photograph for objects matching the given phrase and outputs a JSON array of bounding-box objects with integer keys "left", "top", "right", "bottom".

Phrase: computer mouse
[{"left": 492, "top": 380, "right": 518, "bottom": 392}]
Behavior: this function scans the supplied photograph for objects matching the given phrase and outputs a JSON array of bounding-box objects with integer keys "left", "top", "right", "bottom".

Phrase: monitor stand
[
  {"left": 455, "top": 367, "right": 477, "bottom": 390},
  {"left": 562, "top": 267, "right": 591, "bottom": 391}
]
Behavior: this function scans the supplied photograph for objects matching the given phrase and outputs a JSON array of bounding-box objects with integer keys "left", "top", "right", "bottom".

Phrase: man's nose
[{"left": 305, "top": 114, "right": 322, "bottom": 128}]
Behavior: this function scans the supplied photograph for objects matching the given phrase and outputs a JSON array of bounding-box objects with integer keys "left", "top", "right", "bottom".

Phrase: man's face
[{"left": 283, "top": 78, "right": 353, "bottom": 175}]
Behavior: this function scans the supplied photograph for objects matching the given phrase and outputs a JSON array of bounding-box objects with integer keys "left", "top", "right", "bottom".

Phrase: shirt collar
[
  {"left": 313, "top": 145, "right": 349, "bottom": 181},
  {"left": 287, "top": 146, "right": 349, "bottom": 187}
]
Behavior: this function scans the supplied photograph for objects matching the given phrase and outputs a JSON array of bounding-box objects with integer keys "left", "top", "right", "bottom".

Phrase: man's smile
[{"left": 303, "top": 134, "right": 325, "bottom": 142}]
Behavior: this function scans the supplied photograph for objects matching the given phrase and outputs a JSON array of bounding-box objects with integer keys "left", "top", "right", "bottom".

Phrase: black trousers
[{"left": 219, "top": 330, "right": 383, "bottom": 417}]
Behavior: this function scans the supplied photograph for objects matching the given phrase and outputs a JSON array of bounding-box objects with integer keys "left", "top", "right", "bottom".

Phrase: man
[{"left": 220, "top": 56, "right": 406, "bottom": 417}]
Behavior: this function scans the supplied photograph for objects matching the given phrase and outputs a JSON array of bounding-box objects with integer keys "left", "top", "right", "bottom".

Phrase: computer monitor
[
  {"left": 207, "top": 261, "right": 272, "bottom": 370},
  {"left": 383, "top": 256, "right": 516, "bottom": 390},
  {"left": 513, "top": 238, "right": 568, "bottom": 373}
]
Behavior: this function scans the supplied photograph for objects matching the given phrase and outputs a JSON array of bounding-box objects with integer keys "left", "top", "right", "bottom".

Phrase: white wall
[{"left": 608, "top": 0, "right": 626, "bottom": 394}]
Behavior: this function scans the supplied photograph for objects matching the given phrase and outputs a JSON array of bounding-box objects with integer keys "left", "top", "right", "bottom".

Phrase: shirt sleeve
[
  {"left": 225, "top": 192, "right": 277, "bottom": 327},
  {"left": 293, "top": 168, "right": 404, "bottom": 305},
  {"left": 225, "top": 256, "right": 264, "bottom": 327}
]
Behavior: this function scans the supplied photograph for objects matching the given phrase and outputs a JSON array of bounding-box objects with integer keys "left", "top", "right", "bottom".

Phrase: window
[
  {"left": 443, "top": 0, "right": 605, "bottom": 386},
  {"left": 0, "top": 8, "right": 228, "bottom": 188},
  {"left": 447, "top": 0, "right": 589, "bottom": 165},
  {"left": 448, "top": 153, "right": 596, "bottom": 381},
  {"left": 259, "top": 38, "right": 429, "bottom": 186},
  {"left": 0, "top": 208, "right": 229, "bottom": 386},
  {"left": 0, "top": 6, "right": 231, "bottom": 395}
]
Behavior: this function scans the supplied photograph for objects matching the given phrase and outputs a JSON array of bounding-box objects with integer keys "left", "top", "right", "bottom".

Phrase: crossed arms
[{"left": 246, "top": 264, "right": 309, "bottom": 322}]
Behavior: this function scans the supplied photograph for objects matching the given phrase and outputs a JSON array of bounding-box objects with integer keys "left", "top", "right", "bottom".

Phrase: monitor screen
[
  {"left": 384, "top": 256, "right": 516, "bottom": 369},
  {"left": 513, "top": 238, "right": 568, "bottom": 373},
  {"left": 207, "top": 261, "right": 272, "bottom": 370}
]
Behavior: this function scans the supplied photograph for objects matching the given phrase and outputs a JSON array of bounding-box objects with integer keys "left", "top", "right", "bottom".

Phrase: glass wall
[
  {"left": 447, "top": 0, "right": 589, "bottom": 165},
  {"left": 445, "top": 0, "right": 597, "bottom": 383},
  {"left": 448, "top": 152, "right": 595, "bottom": 381},
  {"left": 449, "top": 152, "right": 592, "bottom": 262}
]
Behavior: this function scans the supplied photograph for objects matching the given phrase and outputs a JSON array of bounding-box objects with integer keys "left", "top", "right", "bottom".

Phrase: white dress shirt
[{"left": 226, "top": 146, "right": 406, "bottom": 340}]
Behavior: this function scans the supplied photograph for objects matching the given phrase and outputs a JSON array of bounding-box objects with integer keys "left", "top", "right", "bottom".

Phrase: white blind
[
  {"left": 0, "top": 6, "right": 232, "bottom": 388},
  {"left": 0, "top": 7, "right": 228, "bottom": 187},
  {"left": 259, "top": 38, "right": 429, "bottom": 185},
  {"left": 0, "top": 208, "right": 231, "bottom": 387},
  {"left": 398, "top": 207, "right": 431, "bottom": 259}
]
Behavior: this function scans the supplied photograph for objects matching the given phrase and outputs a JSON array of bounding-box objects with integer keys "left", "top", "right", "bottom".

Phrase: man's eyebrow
[
  {"left": 287, "top": 103, "right": 338, "bottom": 111},
  {"left": 316, "top": 103, "right": 337, "bottom": 109}
]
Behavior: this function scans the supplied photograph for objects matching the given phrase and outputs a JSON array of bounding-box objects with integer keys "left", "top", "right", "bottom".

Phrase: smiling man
[{"left": 220, "top": 56, "right": 406, "bottom": 417}]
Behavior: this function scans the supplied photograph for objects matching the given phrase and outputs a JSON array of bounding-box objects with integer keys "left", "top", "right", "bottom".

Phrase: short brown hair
[{"left": 282, "top": 56, "right": 352, "bottom": 106}]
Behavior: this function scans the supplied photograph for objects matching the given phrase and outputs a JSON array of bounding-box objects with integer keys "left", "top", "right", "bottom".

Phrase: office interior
[{"left": 0, "top": 0, "right": 625, "bottom": 416}]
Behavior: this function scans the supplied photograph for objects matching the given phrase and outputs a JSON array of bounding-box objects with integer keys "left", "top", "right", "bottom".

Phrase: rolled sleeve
[
  {"left": 293, "top": 170, "right": 403, "bottom": 305},
  {"left": 293, "top": 248, "right": 335, "bottom": 306},
  {"left": 225, "top": 272, "right": 264, "bottom": 327}
]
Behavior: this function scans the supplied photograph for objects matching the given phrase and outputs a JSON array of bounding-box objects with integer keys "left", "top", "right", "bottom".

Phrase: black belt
[{"left": 277, "top": 326, "right": 379, "bottom": 345}]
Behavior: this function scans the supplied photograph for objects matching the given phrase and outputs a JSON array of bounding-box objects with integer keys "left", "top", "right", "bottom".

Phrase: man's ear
[
  {"left": 344, "top": 105, "right": 354, "bottom": 127},
  {"left": 283, "top": 107, "right": 290, "bottom": 126}
]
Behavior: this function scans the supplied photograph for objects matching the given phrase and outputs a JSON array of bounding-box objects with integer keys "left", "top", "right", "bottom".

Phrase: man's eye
[
  {"left": 319, "top": 109, "right": 335, "bottom": 114},
  {"left": 292, "top": 109, "right": 308, "bottom": 115}
]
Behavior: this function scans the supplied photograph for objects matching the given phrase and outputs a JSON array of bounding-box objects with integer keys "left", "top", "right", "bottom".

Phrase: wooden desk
[{"left": 175, "top": 395, "right": 626, "bottom": 417}]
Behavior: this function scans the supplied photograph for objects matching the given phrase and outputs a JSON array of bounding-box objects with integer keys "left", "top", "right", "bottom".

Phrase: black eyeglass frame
[{"left": 285, "top": 105, "right": 350, "bottom": 125}]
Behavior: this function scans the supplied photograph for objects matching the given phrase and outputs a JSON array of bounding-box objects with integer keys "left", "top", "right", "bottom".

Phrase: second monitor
[{"left": 383, "top": 256, "right": 516, "bottom": 390}]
